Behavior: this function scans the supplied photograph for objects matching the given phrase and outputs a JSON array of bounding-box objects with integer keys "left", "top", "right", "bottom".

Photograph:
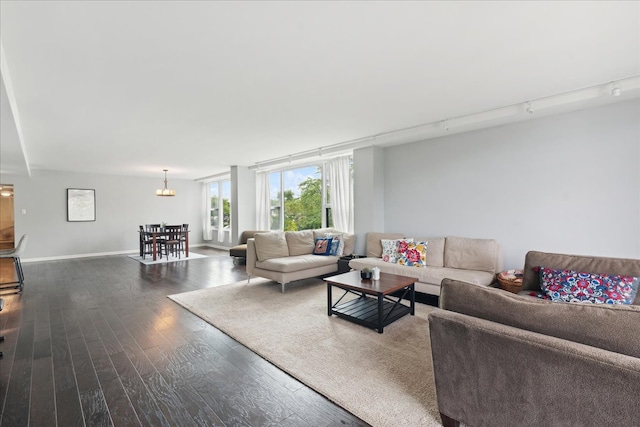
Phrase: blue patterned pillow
[
  {"left": 539, "top": 267, "right": 640, "bottom": 304},
  {"left": 396, "top": 241, "right": 428, "bottom": 267},
  {"left": 313, "top": 237, "right": 333, "bottom": 256},
  {"left": 325, "top": 233, "right": 344, "bottom": 256}
]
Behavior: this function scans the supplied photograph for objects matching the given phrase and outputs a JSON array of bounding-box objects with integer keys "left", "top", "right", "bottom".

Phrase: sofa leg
[
  {"left": 281, "top": 282, "right": 286, "bottom": 293},
  {"left": 440, "top": 412, "right": 460, "bottom": 427},
  {"left": 247, "top": 276, "right": 251, "bottom": 284}
]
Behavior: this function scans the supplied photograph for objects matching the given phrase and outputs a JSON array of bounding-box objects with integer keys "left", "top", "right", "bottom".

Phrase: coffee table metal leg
[
  {"left": 327, "top": 284, "right": 332, "bottom": 316},
  {"left": 410, "top": 283, "right": 415, "bottom": 315},
  {"left": 377, "top": 294, "right": 384, "bottom": 333}
]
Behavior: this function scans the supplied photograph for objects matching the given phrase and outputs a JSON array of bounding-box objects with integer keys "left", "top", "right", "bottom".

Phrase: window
[
  {"left": 268, "top": 163, "right": 336, "bottom": 231},
  {"left": 221, "top": 180, "right": 231, "bottom": 231},
  {"left": 210, "top": 183, "right": 219, "bottom": 228},
  {"left": 269, "top": 172, "right": 281, "bottom": 230},
  {"left": 209, "top": 179, "right": 231, "bottom": 231}
]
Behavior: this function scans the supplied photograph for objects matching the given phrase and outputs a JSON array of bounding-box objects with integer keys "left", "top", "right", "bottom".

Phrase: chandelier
[{"left": 156, "top": 169, "right": 176, "bottom": 197}]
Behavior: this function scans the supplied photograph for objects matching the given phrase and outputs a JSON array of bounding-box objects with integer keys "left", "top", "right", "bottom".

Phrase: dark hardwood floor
[{"left": 0, "top": 248, "right": 369, "bottom": 426}]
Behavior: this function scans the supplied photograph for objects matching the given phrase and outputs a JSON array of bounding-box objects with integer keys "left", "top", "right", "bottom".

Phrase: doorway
[{"left": 0, "top": 184, "right": 15, "bottom": 250}]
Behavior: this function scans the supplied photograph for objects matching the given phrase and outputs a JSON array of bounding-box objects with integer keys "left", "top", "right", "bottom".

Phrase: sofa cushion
[
  {"left": 343, "top": 233, "right": 356, "bottom": 256},
  {"left": 366, "top": 232, "right": 405, "bottom": 258},
  {"left": 539, "top": 267, "right": 640, "bottom": 305},
  {"left": 415, "top": 237, "right": 445, "bottom": 267},
  {"left": 313, "top": 228, "right": 339, "bottom": 240},
  {"left": 381, "top": 238, "right": 413, "bottom": 263},
  {"left": 256, "top": 254, "right": 340, "bottom": 273},
  {"left": 349, "top": 257, "right": 495, "bottom": 287},
  {"left": 285, "top": 230, "right": 315, "bottom": 256},
  {"left": 239, "top": 230, "right": 268, "bottom": 244},
  {"left": 444, "top": 236, "right": 499, "bottom": 273},
  {"left": 397, "top": 241, "right": 428, "bottom": 267},
  {"left": 254, "top": 232, "right": 289, "bottom": 261}
]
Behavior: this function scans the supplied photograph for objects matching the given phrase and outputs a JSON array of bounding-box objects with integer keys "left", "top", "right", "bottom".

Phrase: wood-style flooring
[{"left": 0, "top": 249, "right": 369, "bottom": 426}]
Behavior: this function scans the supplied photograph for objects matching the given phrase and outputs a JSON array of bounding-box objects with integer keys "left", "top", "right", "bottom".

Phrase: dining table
[{"left": 139, "top": 228, "right": 190, "bottom": 261}]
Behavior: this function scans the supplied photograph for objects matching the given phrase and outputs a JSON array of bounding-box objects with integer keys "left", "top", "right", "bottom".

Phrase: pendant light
[{"left": 156, "top": 169, "right": 176, "bottom": 197}]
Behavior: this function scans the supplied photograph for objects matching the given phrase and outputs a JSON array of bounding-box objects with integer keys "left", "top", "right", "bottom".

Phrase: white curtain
[
  {"left": 256, "top": 171, "right": 271, "bottom": 230},
  {"left": 202, "top": 183, "right": 212, "bottom": 241},
  {"left": 327, "top": 155, "right": 354, "bottom": 233}
]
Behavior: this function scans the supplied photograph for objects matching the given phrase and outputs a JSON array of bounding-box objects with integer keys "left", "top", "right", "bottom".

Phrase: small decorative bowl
[{"left": 360, "top": 270, "right": 372, "bottom": 280}]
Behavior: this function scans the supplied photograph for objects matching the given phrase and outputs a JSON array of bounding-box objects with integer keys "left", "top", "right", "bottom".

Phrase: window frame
[
  {"left": 266, "top": 158, "right": 348, "bottom": 232},
  {"left": 208, "top": 178, "right": 232, "bottom": 232}
]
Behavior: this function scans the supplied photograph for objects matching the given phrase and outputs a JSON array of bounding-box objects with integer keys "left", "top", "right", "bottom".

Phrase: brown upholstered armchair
[
  {"left": 229, "top": 230, "right": 267, "bottom": 264},
  {"left": 429, "top": 277, "right": 640, "bottom": 427}
]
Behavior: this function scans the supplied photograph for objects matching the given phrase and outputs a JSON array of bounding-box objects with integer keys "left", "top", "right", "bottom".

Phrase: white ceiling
[{"left": 1, "top": 1, "right": 639, "bottom": 180}]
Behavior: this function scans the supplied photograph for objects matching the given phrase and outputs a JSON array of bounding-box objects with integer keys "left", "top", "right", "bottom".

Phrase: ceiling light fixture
[
  {"left": 611, "top": 82, "right": 621, "bottom": 97},
  {"left": 156, "top": 169, "right": 175, "bottom": 197},
  {"left": 0, "top": 185, "right": 13, "bottom": 197}
]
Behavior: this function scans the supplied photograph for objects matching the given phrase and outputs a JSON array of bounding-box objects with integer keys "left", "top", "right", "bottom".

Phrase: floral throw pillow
[
  {"left": 381, "top": 238, "right": 413, "bottom": 263},
  {"left": 397, "top": 241, "right": 428, "bottom": 267},
  {"left": 539, "top": 267, "right": 640, "bottom": 304}
]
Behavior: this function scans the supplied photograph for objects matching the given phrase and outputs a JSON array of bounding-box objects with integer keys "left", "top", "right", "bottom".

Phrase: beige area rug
[
  {"left": 168, "top": 277, "right": 443, "bottom": 427},
  {"left": 127, "top": 252, "right": 207, "bottom": 265}
]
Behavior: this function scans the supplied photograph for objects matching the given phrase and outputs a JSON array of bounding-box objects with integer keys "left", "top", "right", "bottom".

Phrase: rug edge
[{"left": 167, "top": 279, "right": 374, "bottom": 425}]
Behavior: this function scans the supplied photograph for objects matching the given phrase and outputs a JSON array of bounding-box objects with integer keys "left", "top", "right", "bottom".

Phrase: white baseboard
[
  {"left": 22, "top": 243, "right": 226, "bottom": 263},
  {"left": 203, "top": 243, "right": 233, "bottom": 250}
]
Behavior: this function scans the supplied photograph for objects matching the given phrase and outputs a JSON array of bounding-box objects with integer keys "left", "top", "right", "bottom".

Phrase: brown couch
[
  {"left": 229, "top": 230, "right": 268, "bottom": 264},
  {"left": 428, "top": 252, "right": 640, "bottom": 427}
]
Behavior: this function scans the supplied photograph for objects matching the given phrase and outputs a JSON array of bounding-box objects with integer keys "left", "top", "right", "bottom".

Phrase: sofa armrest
[
  {"left": 429, "top": 309, "right": 640, "bottom": 427},
  {"left": 440, "top": 278, "right": 640, "bottom": 358}
]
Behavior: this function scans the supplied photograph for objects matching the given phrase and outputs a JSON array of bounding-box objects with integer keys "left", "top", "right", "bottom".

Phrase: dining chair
[
  {"left": 144, "top": 224, "right": 166, "bottom": 259},
  {"left": 180, "top": 224, "right": 189, "bottom": 254},
  {"left": 0, "top": 234, "right": 28, "bottom": 294},
  {"left": 139, "top": 225, "right": 155, "bottom": 259},
  {"left": 162, "top": 225, "right": 183, "bottom": 259}
]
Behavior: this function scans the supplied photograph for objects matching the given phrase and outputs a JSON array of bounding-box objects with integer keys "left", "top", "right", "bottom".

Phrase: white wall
[
  {"left": 5, "top": 170, "right": 204, "bottom": 259},
  {"left": 5, "top": 100, "right": 638, "bottom": 265},
  {"left": 382, "top": 100, "right": 640, "bottom": 269},
  {"left": 231, "top": 165, "right": 256, "bottom": 246}
]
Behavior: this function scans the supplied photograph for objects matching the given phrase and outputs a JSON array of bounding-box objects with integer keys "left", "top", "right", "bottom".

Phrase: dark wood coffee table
[{"left": 324, "top": 270, "right": 416, "bottom": 333}]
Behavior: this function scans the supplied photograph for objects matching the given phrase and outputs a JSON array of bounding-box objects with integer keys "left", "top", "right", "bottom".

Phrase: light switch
[{"left": 21, "top": 209, "right": 27, "bottom": 214}]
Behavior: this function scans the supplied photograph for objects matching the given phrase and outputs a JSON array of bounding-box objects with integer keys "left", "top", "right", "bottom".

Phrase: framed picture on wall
[{"left": 67, "top": 188, "right": 96, "bottom": 222}]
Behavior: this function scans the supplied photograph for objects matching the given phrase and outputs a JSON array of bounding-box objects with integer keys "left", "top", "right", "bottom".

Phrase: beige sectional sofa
[
  {"left": 348, "top": 232, "right": 502, "bottom": 296},
  {"left": 246, "top": 228, "right": 355, "bottom": 292}
]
